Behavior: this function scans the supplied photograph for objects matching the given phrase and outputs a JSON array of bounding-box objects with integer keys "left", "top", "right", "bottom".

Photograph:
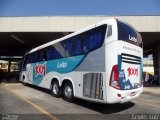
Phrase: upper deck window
[
  {"left": 22, "top": 24, "right": 107, "bottom": 67},
  {"left": 117, "top": 20, "right": 142, "bottom": 47}
]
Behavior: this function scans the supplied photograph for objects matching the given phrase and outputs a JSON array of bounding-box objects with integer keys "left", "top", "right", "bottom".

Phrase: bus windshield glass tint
[{"left": 117, "top": 20, "right": 142, "bottom": 47}]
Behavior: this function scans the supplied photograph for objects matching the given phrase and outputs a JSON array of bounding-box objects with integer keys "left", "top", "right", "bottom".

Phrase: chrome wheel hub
[
  {"left": 53, "top": 84, "right": 59, "bottom": 95},
  {"left": 64, "top": 86, "right": 72, "bottom": 98}
]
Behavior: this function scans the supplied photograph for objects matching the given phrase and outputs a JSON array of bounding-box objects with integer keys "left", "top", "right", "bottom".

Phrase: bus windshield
[{"left": 117, "top": 20, "right": 142, "bottom": 48}]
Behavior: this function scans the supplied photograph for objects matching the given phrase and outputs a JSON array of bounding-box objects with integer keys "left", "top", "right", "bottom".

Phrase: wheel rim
[
  {"left": 53, "top": 83, "right": 59, "bottom": 95},
  {"left": 64, "top": 86, "right": 72, "bottom": 98}
]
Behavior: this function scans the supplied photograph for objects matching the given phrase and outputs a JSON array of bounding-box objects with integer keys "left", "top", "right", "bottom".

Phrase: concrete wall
[{"left": 0, "top": 16, "right": 160, "bottom": 32}]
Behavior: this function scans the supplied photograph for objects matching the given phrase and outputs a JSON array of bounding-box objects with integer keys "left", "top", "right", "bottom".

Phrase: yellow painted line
[
  {"left": 4, "top": 88, "right": 59, "bottom": 120},
  {"left": 0, "top": 83, "right": 6, "bottom": 85},
  {"left": 0, "top": 83, "right": 22, "bottom": 87}
]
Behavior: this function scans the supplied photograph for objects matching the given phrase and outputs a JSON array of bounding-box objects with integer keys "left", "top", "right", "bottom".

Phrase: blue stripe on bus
[
  {"left": 32, "top": 55, "right": 86, "bottom": 85},
  {"left": 46, "top": 55, "right": 86, "bottom": 73}
]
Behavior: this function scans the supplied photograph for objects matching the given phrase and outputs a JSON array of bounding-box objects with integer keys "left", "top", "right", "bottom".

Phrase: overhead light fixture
[{"left": 11, "top": 34, "right": 25, "bottom": 44}]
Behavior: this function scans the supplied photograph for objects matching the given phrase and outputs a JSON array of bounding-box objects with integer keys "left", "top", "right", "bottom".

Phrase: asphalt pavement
[{"left": 0, "top": 82, "right": 160, "bottom": 120}]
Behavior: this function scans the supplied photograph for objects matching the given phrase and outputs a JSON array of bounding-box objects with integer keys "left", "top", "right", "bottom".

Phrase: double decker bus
[{"left": 20, "top": 19, "right": 143, "bottom": 103}]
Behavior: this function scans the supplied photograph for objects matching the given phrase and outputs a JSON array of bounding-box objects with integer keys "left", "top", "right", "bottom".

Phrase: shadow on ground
[
  {"left": 25, "top": 83, "right": 135, "bottom": 114},
  {"left": 0, "top": 77, "right": 20, "bottom": 83},
  {"left": 73, "top": 99, "right": 135, "bottom": 114}
]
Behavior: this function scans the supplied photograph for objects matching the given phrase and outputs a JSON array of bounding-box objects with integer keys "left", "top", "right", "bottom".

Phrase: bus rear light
[
  {"left": 109, "top": 65, "right": 120, "bottom": 90},
  {"left": 117, "top": 93, "right": 121, "bottom": 97}
]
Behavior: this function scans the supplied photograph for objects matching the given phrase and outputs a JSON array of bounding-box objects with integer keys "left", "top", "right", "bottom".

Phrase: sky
[{"left": 0, "top": 0, "right": 160, "bottom": 16}]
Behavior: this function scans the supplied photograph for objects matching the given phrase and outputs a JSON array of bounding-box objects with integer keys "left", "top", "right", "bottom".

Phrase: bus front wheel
[
  {"left": 51, "top": 81, "right": 61, "bottom": 98},
  {"left": 62, "top": 82, "right": 74, "bottom": 102}
]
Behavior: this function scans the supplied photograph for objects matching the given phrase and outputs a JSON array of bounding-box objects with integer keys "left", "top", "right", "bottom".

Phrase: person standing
[{"left": 145, "top": 72, "right": 149, "bottom": 86}]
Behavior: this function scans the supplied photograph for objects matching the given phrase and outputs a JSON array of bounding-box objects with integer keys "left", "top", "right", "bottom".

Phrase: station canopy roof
[
  {"left": 0, "top": 32, "right": 160, "bottom": 56},
  {"left": 0, "top": 16, "right": 160, "bottom": 56},
  {"left": 0, "top": 32, "right": 66, "bottom": 56}
]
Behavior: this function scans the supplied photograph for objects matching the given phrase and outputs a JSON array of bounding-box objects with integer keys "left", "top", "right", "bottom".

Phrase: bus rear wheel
[
  {"left": 51, "top": 81, "right": 61, "bottom": 98},
  {"left": 62, "top": 82, "right": 74, "bottom": 102}
]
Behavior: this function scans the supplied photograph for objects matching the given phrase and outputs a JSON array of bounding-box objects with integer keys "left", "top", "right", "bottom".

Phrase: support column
[
  {"left": 8, "top": 58, "right": 11, "bottom": 73},
  {"left": 153, "top": 47, "right": 160, "bottom": 85}
]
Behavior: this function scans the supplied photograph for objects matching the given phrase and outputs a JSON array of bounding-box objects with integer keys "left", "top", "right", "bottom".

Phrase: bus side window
[
  {"left": 53, "top": 44, "right": 62, "bottom": 59},
  {"left": 94, "top": 30, "right": 101, "bottom": 48},
  {"left": 68, "top": 38, "right": 73, "bottom": 56},
  {"left": 46, "top": 47, "right": 50, "bottom": 60},
  {"left": 23, "top": 55, "right": 28, "bottom": 70},
  {"left": 50, "top": 46, "right": 55, "bottom": 59},
  {"left": 75, "top": 35, "right": 82, "bottom": 55},
  {"left": 72, "top": 38, "right": 76, "bottom": 55},
  {"left": 81, "top": 33, "right": 87, "bottom": 53},
  {"left": 36, "top": 51, "right": 40, "bottom": 62},
  {"left": 61, "top": 40, "right": 68, "bottom": 57},
  {"left": 84, "top": 25, "right": 106, "bottom": 54},
  {"left": 32, "top": 52, "right": 38, "bottom": 63},
  {"left": 46, "top": 47, "right": 54, "bottom": 60},
  {"left": 35, "top": 52, "right": 39, "bottom": 62},
  {"left": 67, "top": 37, "right": 77, "bottom": 57},
  {"left": 28, "top": 54, "right": 33, "bottom": 64},
  {"left": 38, "top": 50, "right": 43, "bottom": 62},
  {"left": 43, "top": 49, "right": 47, "bottom": 61},
  {"left": 96, "top": 25, "right": 106, "bottom": 47},
  {"left": 86, "top": 29, "right": 95, "bottom": 52}
]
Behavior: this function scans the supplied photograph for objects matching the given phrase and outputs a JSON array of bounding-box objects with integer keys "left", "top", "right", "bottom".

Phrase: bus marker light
[
  {"left": 117, "top": 93, "right": 121, "bottom": 97},
  {"left": 131, "top": 92, "right": 136, "bottom": 96}
]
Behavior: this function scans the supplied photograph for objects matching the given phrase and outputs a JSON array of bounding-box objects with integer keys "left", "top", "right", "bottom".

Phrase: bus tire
[
  {"left": 62, "top": 82, "right": 74, "bottom": 102},
  {"left": 51, "top": 81, "right": 62, "bottom": 98}
]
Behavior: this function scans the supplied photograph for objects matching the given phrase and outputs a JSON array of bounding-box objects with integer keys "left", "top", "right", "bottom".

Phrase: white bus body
[{"left": 20, "top": 19, "right": 143, "bottom": 103}]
